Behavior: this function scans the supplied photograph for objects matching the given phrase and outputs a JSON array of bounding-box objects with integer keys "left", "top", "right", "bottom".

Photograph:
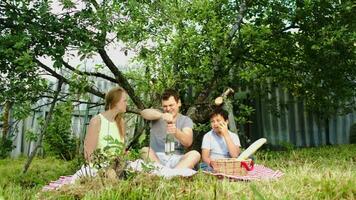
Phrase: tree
[
  {"left": 23, "top": 80, "right": 62, "bottom": 173},
  {"left": 122, "top": 0, "right": 355, "bottom": 116},
  {"left": 0, "top": 31, "right": 48, "bottom": 157},
  {"left": 0, "top": 0, "right": 354, "bottom": 155}
]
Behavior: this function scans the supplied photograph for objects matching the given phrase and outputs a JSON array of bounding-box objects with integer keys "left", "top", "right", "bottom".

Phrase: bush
[
  {"left": 43, "top": 102, "right": 78, "bottom": 160},
  {"left": 0, "top": 137, "right": 15, "bottom": 159}
]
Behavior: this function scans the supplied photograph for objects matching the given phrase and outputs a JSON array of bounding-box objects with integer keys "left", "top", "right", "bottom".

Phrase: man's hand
[
  {"left": 166, "top": 122, "right": 177, "bottom": 135},
  {"left": 161, "top": 113, "right": 173, "bottom": 123}
]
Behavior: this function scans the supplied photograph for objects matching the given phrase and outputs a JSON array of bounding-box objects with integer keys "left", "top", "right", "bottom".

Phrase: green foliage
[
  {"left": 121, "top": 0, "right": 355, "bottom": 116},
  {"left": 11, "top": 102, "right": 34, "bottom": 121},
  {"left": 125, "top": 0, "right": 237, "bottom": 103},
  {"left": 239, "top": 0, "right": 356, "bottom": 115},
  {"left": 0, "top": 25, "right": 47, "bottom": 85},
  {"left": 90, "top": 135, "right": 143, "bottom": 179},
  {"left": 194, "top": 122, "right": 211, "bottom": 134},
  {"left": 68, "top": 72, "right": 93, "bottom": 96},
  {"left": 0, "top": 33, "right": 48, "bottom": 112},
  {"left": 25, "top": 129, "right": 38, "bottom": 143},
  {"left": 191, "top": 122, "right": 211, "bottom": 151},
  {"left": 235, "top": 103, "right": 255, "bottom": 125},
  {"left": 43, "top": 102, "right": 77, "bottom": 160},
  {"left": 0, "top": 137, "right": 15, "bottom": 159}
]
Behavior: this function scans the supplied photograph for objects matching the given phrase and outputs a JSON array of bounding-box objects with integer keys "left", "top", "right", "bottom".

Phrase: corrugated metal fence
[
  {"left": 248, "top": 87, "right": 355, "bottom": 147},
  {"left": 9, "top": 105, "right": 138, "bottom": 157},
  {"left": 7, "top": 78, "right": 139, "bottom": 157}
]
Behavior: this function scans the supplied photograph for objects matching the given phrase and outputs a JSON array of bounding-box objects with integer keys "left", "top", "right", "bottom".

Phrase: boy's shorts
[
  {"left": 198, "top": 162, "right": 214, "bottom": 172},
  {"left": 156, "top": 152, "right": 183, "bottom": 168}
]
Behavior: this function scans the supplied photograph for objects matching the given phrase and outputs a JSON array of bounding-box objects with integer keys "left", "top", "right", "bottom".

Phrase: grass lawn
[{"left": 1, "top": 144, "right": 355, "bottom": 199}]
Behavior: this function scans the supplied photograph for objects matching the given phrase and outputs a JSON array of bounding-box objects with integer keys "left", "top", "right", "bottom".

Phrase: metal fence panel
[{"left": 252, "top": 87, "right": 355, "bottom": 147}]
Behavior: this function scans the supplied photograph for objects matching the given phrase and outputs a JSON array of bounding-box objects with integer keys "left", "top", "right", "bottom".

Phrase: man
[{"left": 140, "top": 89, "right": 200, "bottom": 169}]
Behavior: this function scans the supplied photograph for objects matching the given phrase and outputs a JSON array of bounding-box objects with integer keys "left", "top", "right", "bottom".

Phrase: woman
[
  {"left": 84, "top": 86, "right": 127, "bottom": 162},
  {"left": 42, "top": 87, "right": 128, "bottom": 190}
]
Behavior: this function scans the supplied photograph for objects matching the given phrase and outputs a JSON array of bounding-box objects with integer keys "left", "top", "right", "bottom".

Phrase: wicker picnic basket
[{"left": 211, "top": 158, "right": 254, "bottom": 176}]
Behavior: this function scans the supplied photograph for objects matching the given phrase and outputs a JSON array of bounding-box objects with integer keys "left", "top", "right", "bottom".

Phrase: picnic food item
[{"left": 237, "top": 138, "right": 267, "bottom": 161}]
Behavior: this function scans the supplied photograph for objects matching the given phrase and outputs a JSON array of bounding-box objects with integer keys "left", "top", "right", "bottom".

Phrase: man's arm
[
  {"left": 167, "top": 125, "right": 193, "bottom": 147},
  {"left": 140, "top": 109, "right": 172, "bottom": 122}
]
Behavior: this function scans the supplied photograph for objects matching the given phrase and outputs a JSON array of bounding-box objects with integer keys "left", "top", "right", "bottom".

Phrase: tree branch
[
  {"left": 88, "top": 0, "right": 99, "bottom": 10},
  {"left": 32, "top": 95, "right": 102, "bottom": 111},
  {"left": 280, "top": 24, "right": 299, "bottom": 33},
  {"left": 61, "top": 59, "right": 117, "bottom": 83},
  {"left": 228, "top": 0, "right": 247, "bottom": 41},
  {"left": 23, "top": 80, "right": 63, "bottom": 173},
  {"left": 35, "top": 59, "right": 105, "bottom": 99},
  {"left": 98, "top": 48, "right": 145, "bottom": 109}
]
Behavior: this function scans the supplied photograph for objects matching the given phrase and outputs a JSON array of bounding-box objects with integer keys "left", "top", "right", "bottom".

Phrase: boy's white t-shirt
[{"left": 201, "top": 130, "right": 241, "bottom": 160}]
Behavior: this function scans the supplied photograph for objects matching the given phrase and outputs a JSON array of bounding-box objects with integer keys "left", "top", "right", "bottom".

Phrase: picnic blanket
[
  {"left": 127, "top": 159, "right": 197, "bottom": 178},
  {"left": 42, "top": 159, "right": 196, "bottom": 191},
  {"left": 42, "top": 165, "right": 97, "bottom": 191},
  {"left": 42, "top": 175, "right": 76, "bottom": 191},
  {"left": 42, "top": 161, "right": 283, "bottom": 191},
  {"left": 207, "top": 164, "right": 284, "bottom": 181}
]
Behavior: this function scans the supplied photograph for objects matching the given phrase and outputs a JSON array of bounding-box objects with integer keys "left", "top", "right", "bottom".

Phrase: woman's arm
[{"left": 84, "top": 116, "right": 101, "bottom": 162}]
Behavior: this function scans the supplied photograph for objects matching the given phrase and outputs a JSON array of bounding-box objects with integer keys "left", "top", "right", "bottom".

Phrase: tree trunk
[
  {"left": 23, "top": 80, "right": 63, "bottom": 173},
  {"left": 223, "top": 99, "right": 238, "bottom": 134},
  {"left": 2, "top": 101, "right": 11, "bottom": 141},
  {"left": 98, "top": 48, "right": 146, "bottom": 109}
]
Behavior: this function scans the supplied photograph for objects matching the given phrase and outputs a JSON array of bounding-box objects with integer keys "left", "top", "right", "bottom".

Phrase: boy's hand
[
  {"left": 210, "top": 160, "right": 217, "bottom": 169},
  {"left": 218, "top": 121, "right": 228, "bottom": 136}
]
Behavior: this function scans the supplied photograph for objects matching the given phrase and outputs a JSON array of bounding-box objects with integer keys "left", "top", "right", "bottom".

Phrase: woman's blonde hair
[{"left": 104, "top": 86, "right": 126, "bottom": 140}]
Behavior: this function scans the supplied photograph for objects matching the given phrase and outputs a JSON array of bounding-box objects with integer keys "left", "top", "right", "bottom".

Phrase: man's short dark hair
[
  {"left": 210, "top": 108, "right": 229, "bottom": 121},
  {"left": 161, "top": 89, "right": 180, "bottom": 102}
]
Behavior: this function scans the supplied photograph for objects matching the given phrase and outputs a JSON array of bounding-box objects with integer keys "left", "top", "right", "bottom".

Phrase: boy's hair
[
  {"left": 161, "top": 89, "right": 180, "bottom": 102},
  {"left": 210, "top": 108, "right": 229, "bottom": 121}
]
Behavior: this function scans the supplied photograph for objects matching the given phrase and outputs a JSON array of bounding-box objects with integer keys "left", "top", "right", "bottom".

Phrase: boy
[{"left": 200, "top": 108, "right": 241, "bottom": 171}]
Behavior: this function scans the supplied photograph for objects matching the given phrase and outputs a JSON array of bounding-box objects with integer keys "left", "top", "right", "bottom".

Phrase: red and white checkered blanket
[
  {"left": 42, "top": 175, "right": 75, "bottom": 191},
  {"left": 42, "top": 164, "right": 283, "bottom": 191},
  {"left": 207, "top": 164, "right": 284, "bottom": 181}
]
